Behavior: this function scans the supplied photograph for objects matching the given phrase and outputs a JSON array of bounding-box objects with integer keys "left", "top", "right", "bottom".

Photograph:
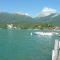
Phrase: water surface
[{"left": 0, "top": 29, "right": 60, "bottom": 60}]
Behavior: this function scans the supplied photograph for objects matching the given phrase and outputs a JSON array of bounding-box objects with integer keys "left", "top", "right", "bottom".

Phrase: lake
[{"left": 0, "top": 29, "right": 60, "bottom": 60}]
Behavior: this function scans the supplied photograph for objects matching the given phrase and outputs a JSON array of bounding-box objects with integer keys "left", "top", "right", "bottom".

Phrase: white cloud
[
  {"left": 25, "top": 13, "right": 29, "bottom": 16},
  {"left": 38, "top": 7, "right": 57, "bottom": 17},
  {"left": 16, "top": 12, "right": 29, "bottom": 16},
  {"left": 42, "top": 7, "right": 57, "bottom": 13}
]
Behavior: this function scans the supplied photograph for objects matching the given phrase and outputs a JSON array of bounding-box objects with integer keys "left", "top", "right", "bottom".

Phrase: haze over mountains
[{"left": 0, "top": 7, "right": 60, "bottom": 26}]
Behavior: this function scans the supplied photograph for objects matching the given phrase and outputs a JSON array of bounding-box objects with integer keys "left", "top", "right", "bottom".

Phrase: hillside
[
  {"left": 0, "top": 12, "right": 34, "bottom": 23},
  {"left": 0, "top": 7, "right": 60, "bottom": 29}
]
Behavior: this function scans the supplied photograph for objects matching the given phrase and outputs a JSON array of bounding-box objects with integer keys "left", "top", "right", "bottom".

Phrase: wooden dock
[{"left": 52, "top": 40, "right": 60, "bottom": 60}]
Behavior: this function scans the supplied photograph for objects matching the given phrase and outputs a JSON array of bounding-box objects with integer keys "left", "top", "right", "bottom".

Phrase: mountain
[
  {"left": 35, "top": 7, "right": 60, "bottom": 26},
  {"left": 0, "top": 12, "right": 34, "bottom": 24},
  {"left": 0, "top": 7, "right": 60, "bottom": 26}
]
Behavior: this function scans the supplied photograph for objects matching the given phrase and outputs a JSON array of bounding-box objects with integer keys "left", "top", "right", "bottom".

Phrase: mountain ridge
[{"left": 0, "top": 7, "right": 60, "bottom": 26}]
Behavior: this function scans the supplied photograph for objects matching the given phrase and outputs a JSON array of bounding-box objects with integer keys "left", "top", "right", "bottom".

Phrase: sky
[{"left": 0, "top": 0, "right": 60, "bottom": 17}]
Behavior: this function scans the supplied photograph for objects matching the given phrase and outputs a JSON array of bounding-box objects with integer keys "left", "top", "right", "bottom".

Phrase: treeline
[{"left": 0, "top": 23, "right": 55, "bottom": 29}]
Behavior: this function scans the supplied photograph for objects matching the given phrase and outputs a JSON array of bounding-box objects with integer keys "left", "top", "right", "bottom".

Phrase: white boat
[
  {"left": 34, "top": 32, "right": 53, "bottom": 36},
  {"left": 31, "top": 32, "right": 60, "bottom": 36}
]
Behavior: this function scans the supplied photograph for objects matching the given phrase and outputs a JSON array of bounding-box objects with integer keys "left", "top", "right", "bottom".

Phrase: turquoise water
[{"left": 0, "top": 29, "right": 60, "bottom": 60}]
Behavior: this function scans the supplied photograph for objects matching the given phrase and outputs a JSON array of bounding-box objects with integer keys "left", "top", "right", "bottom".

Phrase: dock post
[{"left": 52, "top": 40, "right": 59, "bottom": 60}]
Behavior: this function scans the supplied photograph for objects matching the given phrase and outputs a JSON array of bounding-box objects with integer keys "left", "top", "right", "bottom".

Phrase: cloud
[
  {"left": 42, "top": 7, "right": 57, "bottom": 13},
  {"left": 16, "top": 12, "right": 29, "bottom": 16},
  {"left": 38, "top": 7, "right": 57, "bottom": 17}
]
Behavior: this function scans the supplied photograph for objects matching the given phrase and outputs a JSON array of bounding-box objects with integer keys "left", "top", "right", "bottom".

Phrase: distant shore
[{"left": 0, "top": 23, "right": 60, "bottom": 30}]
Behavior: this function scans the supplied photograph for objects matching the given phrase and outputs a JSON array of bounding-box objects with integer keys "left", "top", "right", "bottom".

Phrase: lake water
[{"left": 0, "top": 29, "right": 60, "bottom": 60}]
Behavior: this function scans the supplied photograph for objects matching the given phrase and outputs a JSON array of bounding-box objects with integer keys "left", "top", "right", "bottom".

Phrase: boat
[
  {"left": 31, "top": 31, "right": 60, "bottom": 36},
  {"left": 33, "top": 32, "right": 53, "bottom": 36}
]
